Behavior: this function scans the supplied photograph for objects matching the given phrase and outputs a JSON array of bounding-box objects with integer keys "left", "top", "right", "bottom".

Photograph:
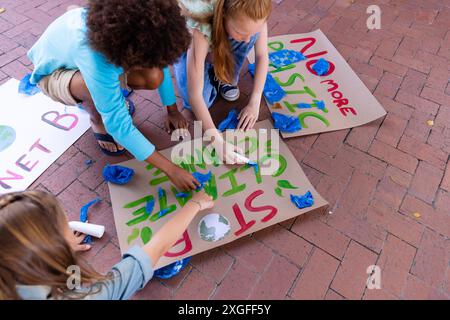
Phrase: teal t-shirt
[{"left": 28, "top": 8, "right": 177, "bottom": 161}]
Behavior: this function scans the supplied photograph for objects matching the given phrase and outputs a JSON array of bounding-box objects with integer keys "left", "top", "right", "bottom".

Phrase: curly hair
[{"left": 86, "top": 0, "right": 191, "bottom": 70}]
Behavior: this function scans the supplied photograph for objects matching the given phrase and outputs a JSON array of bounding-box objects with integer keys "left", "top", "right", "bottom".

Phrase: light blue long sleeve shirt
[
  {"left": 16, "top": 246, "right": 154, "bottom": 300},
  {"left": 27, "top": 8, "right": 177, "bottom": 161}
]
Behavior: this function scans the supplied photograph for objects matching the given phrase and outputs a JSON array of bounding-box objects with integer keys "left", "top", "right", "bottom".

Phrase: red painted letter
[
  {"left": 321, "top": 79, "right": 339, "bottom": 92},
  {"left": 245, "top": 190, "right": 278, "bottom": 223},
  {"left": 290, "top": 37, "right": 328, "bottom": 59},
  {"left": 164, "top": 230, "right": 193, "bottom": 258},
  {"left": 233, "top": 203, "right": 256, "bottom": 236},
  {"left": 340, "top": 107, "right": 357, "bottom": 116}
]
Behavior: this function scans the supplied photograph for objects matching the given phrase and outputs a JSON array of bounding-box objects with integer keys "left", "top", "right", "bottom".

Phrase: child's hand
[
  {"left": 237, "top": 101, "right": 260, "bottom": 131},
  {"left": 165, "top": 104, "right": 189, "bottom": 135},
  {"left": 68, "top": 231, "right": 92, "bottom": 252},
  {"left": 191, "top": 190, "right": 214, "bottom": 211},
  {"left": 211, "top": 135, "right": 243, "bottom": 164},
  {"left": 167, "top": 165, "right": 201, "bottom": 191}
]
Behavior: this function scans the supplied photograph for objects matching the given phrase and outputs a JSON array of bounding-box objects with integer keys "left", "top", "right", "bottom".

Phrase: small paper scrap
[
  {"left": 193, "top": 171, "right": 212, "bottom": 190},
  {"left": 249, "top": 63, "right": 286, "bottom": 104},
  {"left": 272, "top": 112, "right": 302, "bottom": 133},
  {"left": 297, "top": 100, "right": 325, "bottom": 111},
  {"left": 18, "top": 74, "right": 41, "bottom": 96},
  {"left": 312, "top": 58, "right": 330, "bottom": 76},
  {"left": 290, "top": 191, "right": 314, "bottom": 209},
  {"left": 157, "top": 208, "right": 171, "bottom": 218},
  {"left": 145, "top": 198, "right": 155, "bottom": 215},
  {"left": 269, "top": 49, "right": 306, "bottom": 68},
  {"left": 80, "top": 198, "right": 101, "bottom": 244},
  {"left": 103, "top": 164, "right": 135, "bottom": 185},
  {"left": 218, "top": 109, "right": 239, "bottom": 132},
  {"left": 154, "top": 257, "right": 192, "bottom": 279},
  {"left": 158, "top": 187, "right": 164, "bottom": 199},
  {"left": 297, "top": 103, "right": 312, "bottom": 109},
  {"left": 80, "top": 198, "right": 101, "bottom": 223},
  {"left": 314, "top": 100, "right": 326, "bottom": 111}
]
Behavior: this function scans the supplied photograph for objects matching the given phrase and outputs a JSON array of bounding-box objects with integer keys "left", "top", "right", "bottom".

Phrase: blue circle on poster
[{"left": 0, "top": 125, "right": 16, "bottom": 152}]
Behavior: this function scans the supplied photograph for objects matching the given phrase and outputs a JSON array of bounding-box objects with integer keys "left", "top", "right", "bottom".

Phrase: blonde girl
[{"left": 174, "top": 0, "right": 272, "bottom": 163}]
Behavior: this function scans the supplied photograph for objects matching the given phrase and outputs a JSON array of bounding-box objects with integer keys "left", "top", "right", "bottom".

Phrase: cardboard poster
[
  {"left": 0, "top": 79, "right": 90, "bottom": 194},
  {"left": 248, "top": 29, "right": 386, "bottom": 138},
  {"left": 108, "top": 120, "right": 328, "bottom": 269}
]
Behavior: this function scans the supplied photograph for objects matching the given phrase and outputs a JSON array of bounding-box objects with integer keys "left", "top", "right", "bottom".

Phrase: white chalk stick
[{"left": 68, "top": 221, "right": 105, "bottom": 238}]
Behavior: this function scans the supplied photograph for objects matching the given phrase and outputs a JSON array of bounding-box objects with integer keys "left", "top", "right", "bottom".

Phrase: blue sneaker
[
  {"left": 219, "top": 82, "right": 240, "bottom": 102},
  {"left": 209, "top": 68, "right": 240, "bottom": 102}
]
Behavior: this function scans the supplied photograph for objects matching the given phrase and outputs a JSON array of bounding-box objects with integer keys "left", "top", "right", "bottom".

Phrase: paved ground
[{"left": 1, "top": 0, "right": 449, "bottom": 300}]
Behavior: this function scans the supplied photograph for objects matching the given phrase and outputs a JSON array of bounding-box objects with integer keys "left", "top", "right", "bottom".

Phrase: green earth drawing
[
  {"left": 0, "top": 125, "right": 16, "bottom": 152},
  {"left": 198, "top": 213, "right": 231, "bottom": 242}
]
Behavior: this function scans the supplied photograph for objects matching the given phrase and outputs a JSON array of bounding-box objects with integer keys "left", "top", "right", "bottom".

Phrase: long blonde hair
[
  {"left": 0, "top": 191, "right": 106, "bottom": 300},
  {"left": 181, "top": 0, "right": 272, "bottom": 84}
]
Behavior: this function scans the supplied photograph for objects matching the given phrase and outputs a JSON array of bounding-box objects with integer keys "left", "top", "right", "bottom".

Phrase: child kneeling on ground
[{"left": 28, "top": 0, "right": 199, "bottom": 191}]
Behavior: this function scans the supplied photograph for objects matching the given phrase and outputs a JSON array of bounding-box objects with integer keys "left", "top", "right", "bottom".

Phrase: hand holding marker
[{"left": 233, "top": 152, "right": 259, "bottom": 172}]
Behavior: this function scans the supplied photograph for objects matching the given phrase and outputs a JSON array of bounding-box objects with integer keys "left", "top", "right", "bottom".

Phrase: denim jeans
[{"left": 174, "top": 34, "right": 259, "bottom": 109}]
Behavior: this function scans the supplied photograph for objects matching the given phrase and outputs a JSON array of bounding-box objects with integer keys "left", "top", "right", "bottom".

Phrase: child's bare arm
[
  {"left": 143, "top": 190, "right": 214, "bottom": 267},
  {"left": 187, "top": 29, "right": 241, "bottom": 163},
  {"left": 187, "top": 29, "right": 217, "bottom": 133},
  {"left": 237, "top": 23, "right": 269, "bottom": 131},
  {"left": 251, "top": 22, "right": 269, "bottom": 102}
]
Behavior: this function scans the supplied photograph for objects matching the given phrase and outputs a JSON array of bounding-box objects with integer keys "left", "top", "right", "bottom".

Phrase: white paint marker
[
  {"left": 68, "top": 221, "right": 105, "bottom": 238},
  {"left": 233, "top": 152, "right": 258, "bottom": 167},
  {"left": 233, "top": 152, "right": 251, "bottom": 164}
]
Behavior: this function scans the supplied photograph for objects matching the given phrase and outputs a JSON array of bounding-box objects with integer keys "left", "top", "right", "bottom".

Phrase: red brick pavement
[{"left": 1, "top": 0, "right": 449, "bottom": 300}]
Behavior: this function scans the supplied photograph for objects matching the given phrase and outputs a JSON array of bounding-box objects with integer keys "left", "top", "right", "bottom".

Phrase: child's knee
[{"left": 69, "top": 72, "right": 92, "bottom": 103}]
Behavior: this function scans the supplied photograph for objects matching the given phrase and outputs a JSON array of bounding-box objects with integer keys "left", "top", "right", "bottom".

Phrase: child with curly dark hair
[{"left": 27, "top": 0, "right": 200, "bottom": 191}]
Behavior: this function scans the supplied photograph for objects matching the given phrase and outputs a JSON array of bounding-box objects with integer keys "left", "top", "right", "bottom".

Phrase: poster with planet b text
[{"left": 0, "top": 79, "right": 90, "bottom": 194}]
